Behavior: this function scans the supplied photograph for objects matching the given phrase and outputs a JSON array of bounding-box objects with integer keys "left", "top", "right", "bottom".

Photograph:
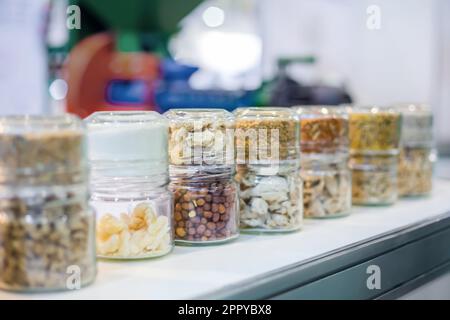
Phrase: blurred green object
[{"left": 68, "top": 0, "right": 202, "bottom": 52}]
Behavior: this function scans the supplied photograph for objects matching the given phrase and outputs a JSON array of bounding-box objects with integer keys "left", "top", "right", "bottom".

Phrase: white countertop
[{"left": 2, "top": 178, "right": 450, "bottom": 300}]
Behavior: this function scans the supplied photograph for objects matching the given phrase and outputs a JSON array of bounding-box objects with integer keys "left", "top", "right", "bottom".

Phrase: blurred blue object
[{"left": 155, "top": 59, "right": 255, "bottom": 112}]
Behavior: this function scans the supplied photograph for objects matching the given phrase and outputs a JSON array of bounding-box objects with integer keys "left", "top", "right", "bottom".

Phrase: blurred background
[{"left": 0, "top": 0, "right": 449, "bottom": 155}]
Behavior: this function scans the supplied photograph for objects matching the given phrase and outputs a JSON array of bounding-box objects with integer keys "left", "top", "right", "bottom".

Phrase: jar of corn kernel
[
  {"left": 85, "top": 112, "right": 173, "bottom": 259},
  {"left": 348, "top": 106, "right": 401, "bottom": 206}
]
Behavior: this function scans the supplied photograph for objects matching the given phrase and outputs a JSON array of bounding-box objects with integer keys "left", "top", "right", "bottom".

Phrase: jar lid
[
  {"left": 234, "top": 107, "right": 299, "bottom": 164},
  {"left": 294, "top": 106, "right": 348, "bottom": 154},
  {"left": 85, "top": 111, "right": 168, "bottom": 176},
  {"left": 234, "top": 106, "right": 297, "bottom": 120},
  {"left": 164, "top": 108, "right": 235, "bottom": 124},
  {"left": 0, "top": 114, "right": 87, "bottom": 185},
  {"left": 396, "top": 103, "right": 433, "bottom": 146},
  {"left": 348, "top": 105, "right": 401, "bottom": 155},
  {"left": 164, "top": 109, "right": 235, "bottom": 167}
]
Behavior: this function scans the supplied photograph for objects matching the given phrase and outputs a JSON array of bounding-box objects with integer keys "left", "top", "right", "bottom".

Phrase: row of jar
[{"left": 0, "top": 103, "right": 434, "bottom": 292}]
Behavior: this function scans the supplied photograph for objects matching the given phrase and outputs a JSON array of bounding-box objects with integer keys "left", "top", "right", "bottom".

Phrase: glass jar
[
  {"left": 0, "top": 115, "right": 96, "bottom": 292},
  {"left": 398, "top": 146, "right": 434, "bottom": 197},
  {"left": 294, "top": 106, "right": 348, "bottom": 154},
  {"left": 235, "top": 163, "right": 302, "bottom": 232},
  {"left": 349, "top": 154, "right": 398, "bottom": 205},
  {"left": 301, "top": 155, "right": 351, "bottom": 218},
  {"left": 170, "top": 171, "right": 239, "bottom": 245},
  {"left": 0, "top": 185, "right": 96, "bottom": 292},
  {"left": 91, "top": 176, "right": 173, "bottom": 259},
  {"left": 397, "top": 103, "right": 433, "bottom": 146},
  {"left": 396, "top": 104, "right": 435, "bottom": 197},
  {"left": 85, "top": 111, "right": 173, "bottom": 259},
  {"left": 164, "top": 109, "right": 235, "bottom": 171},
  {"left": 234, "top": 107, "right": 299, "bottom": 164},
  {"left": 348, "top": 106, "right": 401, "bottom": 155}
]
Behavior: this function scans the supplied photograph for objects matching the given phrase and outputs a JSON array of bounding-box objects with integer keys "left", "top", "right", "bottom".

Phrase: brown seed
[
  {"left": 183, "top": 194, "right": 190, "bottom": 201},
  {"left": 197, "top": 198, "right": 205, "bottom": 206},
  {"left": 201, "top": 218, "right": 207, "bottom": 224},
  {"left": 218, "top": 204, "right": 226, "bottom": 214},
  {"left": 212, "top": 203, "right": 219, "bottom": 213},
  {"left": 188, "top": 227, "right": 196, "bottom": 235},
  {"left": 174, "top": 212, "right": 182, "bottom": 221},
  {"left": 176, "top": 227, "right": 186, "bottom": 238},
  {"left": 175, "top": 203, "right": 182, "bottom": 211},
  {"left": 178, "top": 221, "right": 185, "bottom": 228},
  {"left": 181, "top": 203, "right": 190, "bottom": 210},
  {"left": 212, "top": 213, "right": 220, "bottom": 222},
  {"left": 203, "top": 203, "right": 211, "bottom": 211},
  {"left": 203, "top": 211, "right": 213, "bottom": 219},
  {"left": 205, "top": 230, "right": 212, "bottom": 237},
  {"left": 207, "top": 222, "right": 216, "bottom": 230},
  {"left": 196, "top": 224, "right": 206, "bottom": 235}
]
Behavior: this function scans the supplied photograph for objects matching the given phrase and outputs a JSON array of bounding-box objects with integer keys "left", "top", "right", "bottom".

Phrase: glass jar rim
[
  {"left": 348, "top": 105, "right": 399, "bottom": 116},
  {"left": 164, "top": 108, "right": 234, "bottom": 122},
  {"left": 293, "top": 105, "right": 348, "bottom": 119},
  {"left": 0, "top": 114, "right": 84, "bottom": 135},
  {"left": 85, "top": 111, "right": 168, "bottom": 127},
  {"left": 234, "top": 106, "right": 296, "bottom": 121}
]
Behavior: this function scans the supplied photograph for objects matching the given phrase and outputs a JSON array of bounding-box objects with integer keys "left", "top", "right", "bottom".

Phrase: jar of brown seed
[{"left": 169, "top": 170, "right": 239, "bottom": 245}]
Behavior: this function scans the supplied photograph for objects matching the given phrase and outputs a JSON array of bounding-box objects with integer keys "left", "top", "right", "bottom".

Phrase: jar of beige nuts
[
  {"left": 301, "top": 155, "right": 351, "bottom": 218},
  {"left": 295, "top": 106, "right": 351, "bottom": 218},
  {"left": 0, "top": 115, "right": 96, "bottom": 292},
  {"left": 85, "top": 112, "right": 173, "bottom": 259},
  {"left": 349, "top": 154, "right": 398, "bottom": 205}
]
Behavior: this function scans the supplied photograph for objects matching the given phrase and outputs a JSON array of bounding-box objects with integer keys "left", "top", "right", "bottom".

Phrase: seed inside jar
[{"left": 171, "top": 180, "right": 238, "bottom": 242}]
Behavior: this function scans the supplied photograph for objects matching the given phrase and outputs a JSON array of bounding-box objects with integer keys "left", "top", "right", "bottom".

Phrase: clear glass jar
[
  {"left": 397, "top": 103, "right": 433, "bottom": 146},
  {"left": 301, "top": 155, "right": 351, "bottom": 218},
  {"left": 348, "top": 106, "right": 401, "bottom": 155},
  {"left": 398, "top": 146, "right": 435, "bottom": 197},
  {"left": 0, "top": 185, "right": 96, "bottom": 292},
  {"left": 294, "top": 106, "right": 348, "bottom": 155},
  {"left": 91, "top": 176, "right": 173, "bottom": 259},
  {"left": 234, "top": 107, "right": 299, "bottom": 164},
  {"left": 235, "top": 163, "right": 303, "bottom": 232},
  {"left": 170, "top": 171, "right": 239, "bottom": 245},
  {"left": 0, "top": 115, "right": 87, "bottom": 185},
  {"left": 396, "top": 104, "right": 435, "bottom": 197},
  {"left": 164, "top": 109, "right": 235, "bottom": 171},
  {"left": 85, "top": 111, "right": 173, "bottom": 259},
  {"left": 349, "top": 154, "right": 398, "bottom": 205},
  {"left": 0, "top": 115, "right": 96, "bottom": 292}
]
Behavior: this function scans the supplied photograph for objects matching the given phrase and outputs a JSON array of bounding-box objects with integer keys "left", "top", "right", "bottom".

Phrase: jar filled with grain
[
  {"left": 0, "top": 115, "right": 96, "bottom": 292},
  {"left": 348, "top": 106, "right": 401, "bottom": 205},
  {"left": 85, "top": 112, "right": 173, "bottom": 259},
  {"left": 165, "top": 109, "right": 238, "bottom": 245},
  {"left": 295, "top": 106, "right": 351, "bottom": 218},
  {"left": 234, "top": 107, "right": 302, "bottom": 232},
  {"left": 396, "top": 104, "right": 435, "bottom": 197}
]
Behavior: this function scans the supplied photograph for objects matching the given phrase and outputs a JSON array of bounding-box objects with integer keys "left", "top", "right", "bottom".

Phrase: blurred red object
[{"left": 65, "top": 33, "right": 159, "bottom": 118}]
